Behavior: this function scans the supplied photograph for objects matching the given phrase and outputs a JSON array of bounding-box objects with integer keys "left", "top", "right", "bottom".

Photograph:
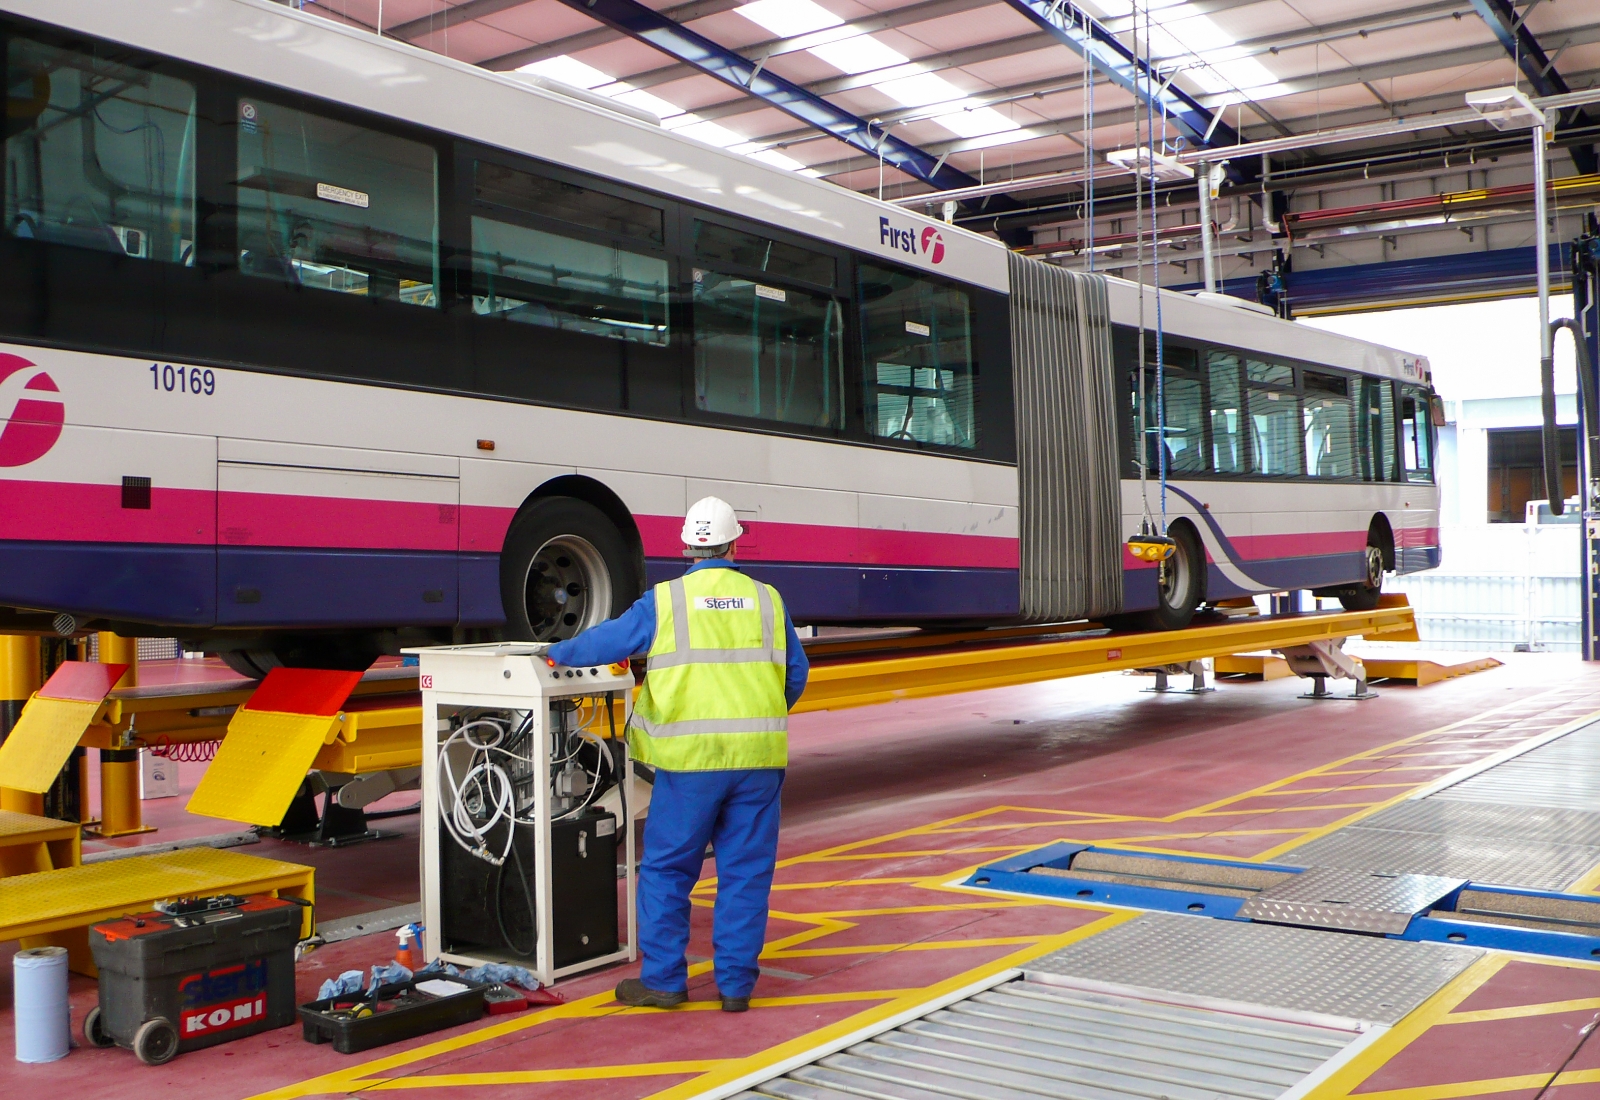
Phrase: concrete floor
[{"left": 7, "top": 652, "right": 1600, "bottom": 1099}]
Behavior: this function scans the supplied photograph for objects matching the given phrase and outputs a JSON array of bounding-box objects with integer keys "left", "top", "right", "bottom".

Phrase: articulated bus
[{"left": 0, "top": 0, "right": 1439, "bottom": 674}]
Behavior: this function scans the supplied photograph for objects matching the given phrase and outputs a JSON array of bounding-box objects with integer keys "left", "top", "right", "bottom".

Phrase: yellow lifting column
[
  {"left": 93, "top": 634, "right": 151, "bottom": 837},
  {"left": 0, "top": 636, "right": 43, "bottom": 816}
]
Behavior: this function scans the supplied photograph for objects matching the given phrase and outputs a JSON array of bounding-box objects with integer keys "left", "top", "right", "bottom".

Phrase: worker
[{"left": 547, "top": 496, "right": 809, "bottom": 1013}]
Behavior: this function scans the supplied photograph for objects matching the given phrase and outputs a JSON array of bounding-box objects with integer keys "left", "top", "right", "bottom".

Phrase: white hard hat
[{"left": 681, "top": 496, "right": 744, "bottom": 548}]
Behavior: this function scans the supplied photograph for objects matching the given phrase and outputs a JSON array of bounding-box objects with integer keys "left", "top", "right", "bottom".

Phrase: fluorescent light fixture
[
  {"left": 1107, "top": 147, "right": 1195, "bottom": 181},
  {"left": 1465, "top": 86, "right": 1549, "bottom": 131},
  {"left": 811, "top": 35, "right": 908, "bottom": 75}
]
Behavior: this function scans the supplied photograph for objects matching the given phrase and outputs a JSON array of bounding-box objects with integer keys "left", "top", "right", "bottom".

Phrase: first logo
[{"left": 0, "top": 353, "right": 64, "bottom": 467}]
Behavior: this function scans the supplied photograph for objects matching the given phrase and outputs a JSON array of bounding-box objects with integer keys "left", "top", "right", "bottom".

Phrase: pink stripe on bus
[
  {"left": 0, "top": 479, "right": 213, "bottom": 544},
  {"left": 634, "top": 513, "right": 1020, "bottom": 568},
  {"left": 464, "top": 507, "right": 1020, "bottom": 568},
  {"left": 218, "top": 491, "right": 458, "bottom": 551}
]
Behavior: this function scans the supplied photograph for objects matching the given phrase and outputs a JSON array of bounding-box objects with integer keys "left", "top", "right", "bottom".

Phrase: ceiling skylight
[
  {"left": 519, "top": 56, "right": 822, "bottom": 174},
  {"left": 734, "top": 0, "right": 1018, "bottom": 140},
  {"left": 1081, "top": 1, "right": 1286, "bottom": 101}
]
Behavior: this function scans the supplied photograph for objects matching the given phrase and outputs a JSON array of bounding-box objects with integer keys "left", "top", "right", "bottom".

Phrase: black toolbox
[
  {"left": 87, "top": 894, "right": 303, "bottom": 1065},
  {"left": 299, "top": 975, "right": 488, "bottom": 1054}
]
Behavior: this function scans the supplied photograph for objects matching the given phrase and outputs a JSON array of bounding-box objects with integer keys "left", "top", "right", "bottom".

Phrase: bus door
[
  {"left": 1399, "top": 386, "right": 1438, "bottom": 571},
  {"left": 217, "top": 440, "right": 460, "bottom": 627}
]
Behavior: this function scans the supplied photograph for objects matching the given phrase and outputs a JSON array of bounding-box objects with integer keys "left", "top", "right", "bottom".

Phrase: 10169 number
[{"left": 151, "top": 363, "right": 215, "bottom": 395}]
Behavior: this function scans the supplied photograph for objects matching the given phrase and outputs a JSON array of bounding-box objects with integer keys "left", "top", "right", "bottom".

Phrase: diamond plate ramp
[
  {"left": 1290, "top": 800, "right": 1600, "bottom": 891},
  {"left": 1235, "top": 868, "right": 1464, "bottom": 934},
  {"left": 1432, "top": 719, "right": 1600, "bottom": 812},
  {"left": 1026, "top": 913, "right": 1478, "bottom": 1026}
]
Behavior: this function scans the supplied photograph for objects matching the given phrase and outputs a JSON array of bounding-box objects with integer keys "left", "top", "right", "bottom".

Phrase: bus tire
[
  {"left": 1106, "top": 523, "right": 1205, "bottom": 632},
  {"left": 500, "top": 497, "right": 638, "bottom": 642},
  {"left": 1337, "top": 542, "right": 1386, "bottom": 611}
]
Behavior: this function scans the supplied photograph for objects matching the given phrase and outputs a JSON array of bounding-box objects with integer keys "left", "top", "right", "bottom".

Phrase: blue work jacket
[{"left": 547, "top": 559, "right": 810, "bottom": 710}]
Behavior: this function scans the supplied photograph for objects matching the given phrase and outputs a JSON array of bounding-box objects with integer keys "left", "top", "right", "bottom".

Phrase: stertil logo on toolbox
[
  {"left": 0, "top": 353, "right": 64, "bottom": 467},
  {"left": 877, "top": 217, "right": 945, "bottom": 264},
  {"left": 179, "top": 958, "right": 270, "bottom": 1035}
]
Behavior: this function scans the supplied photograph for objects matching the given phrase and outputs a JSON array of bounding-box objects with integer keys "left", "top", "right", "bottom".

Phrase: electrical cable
[{"left": 1132, "top": 0, "right": 1155, "bottom": 538}]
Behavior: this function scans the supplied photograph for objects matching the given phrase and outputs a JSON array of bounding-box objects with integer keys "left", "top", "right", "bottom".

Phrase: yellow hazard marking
[
  {"left": 359, "top": 1060, "right": 731, "bottom": 1089},
  {"left": 188, "top": 709, "right": 341, "bottom": 826},
  {"left": 0, "top": 695, "right": 102, "bottom": 793},
  {"left": 1441, "top": 994, "right": 1600, "bottom": 1024}
]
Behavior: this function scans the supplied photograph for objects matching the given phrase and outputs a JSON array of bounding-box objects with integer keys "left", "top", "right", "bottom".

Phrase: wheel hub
[{"left": 525, "top": 535, "right": 611, "bottom": 641}]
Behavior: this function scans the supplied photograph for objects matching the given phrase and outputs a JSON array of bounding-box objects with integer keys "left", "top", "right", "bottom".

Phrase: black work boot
[
  {"left": 720, "top": 992, "right": 750, "bottom": 1013},
  {"left": 615, "top": 978, "right": 687, "bottom": 1008}
]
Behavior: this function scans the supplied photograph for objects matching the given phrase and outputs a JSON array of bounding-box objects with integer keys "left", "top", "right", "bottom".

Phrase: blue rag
[
  {"left": 367, "top": 961, "right": 413, "bottom": 994},
  {"left": 416, "top": 960, "right": 540, "bottom": 991},
  {"left": 317, "top": 970, "right": 364, "bottom": 1001}
]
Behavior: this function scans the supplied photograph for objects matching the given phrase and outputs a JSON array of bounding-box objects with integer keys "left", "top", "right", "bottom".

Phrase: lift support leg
[
  {"left": 1140, "top": 660, "right": 1215, "bottom": 694},
  {"left": 0, "top": 635, "right": 43, "bottom": 815},
  {"left": 1276, "top": 637, "right": 1375, "bottom": 700},
  {"left": 91, "top": 634, "right": 154, "bottom": 837}
]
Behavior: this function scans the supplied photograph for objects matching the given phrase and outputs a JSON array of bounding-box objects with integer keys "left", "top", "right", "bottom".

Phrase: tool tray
[{"left": 298, "top": 976, "right": 488, "bottom": 1054}]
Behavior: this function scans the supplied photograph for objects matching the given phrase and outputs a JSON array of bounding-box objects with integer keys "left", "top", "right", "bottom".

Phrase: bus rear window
[
  {"left": 5, "top": 38, "right": 196, "bottom": 264},
  {"left": 235, "top": 99, "right": 438, "bottom": 306},
  {"left": 859, "top": 264, "right": 976, "bottom": 451}
]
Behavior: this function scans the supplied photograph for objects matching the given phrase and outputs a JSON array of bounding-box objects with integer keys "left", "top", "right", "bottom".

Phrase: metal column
[
  {"left": 0, "top": 635, "right": 43, "bottom": 815},
  {"left": 94, "top": 633, "right": 150, "bottom": 836},
  {"left": 1576, "top": 216, "right": 1600, "bottom": 660}
]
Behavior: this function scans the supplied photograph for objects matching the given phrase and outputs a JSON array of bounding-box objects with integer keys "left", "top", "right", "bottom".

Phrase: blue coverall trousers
[{"left": 638, "top": 767, "right": 784, "bottom": 999}]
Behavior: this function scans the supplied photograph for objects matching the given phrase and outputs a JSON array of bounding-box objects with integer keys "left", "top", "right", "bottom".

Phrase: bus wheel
[
  {"left": 501, "top": 497, "right": 636, "bottom": 642},
  {"left": 1105, "top": 524, "right": 1205, "bottom": 632},
  {"left": 1150, "top": 523, "right": 1205, "bottom": 630},
  {"left": 1338, "top": 543, "right": 1386, "bottom": 611}
]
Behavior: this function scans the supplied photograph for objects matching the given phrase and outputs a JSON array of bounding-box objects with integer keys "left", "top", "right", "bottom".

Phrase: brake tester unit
[{"left": 411, "top": 643, "right": 638, "bottom": 986}]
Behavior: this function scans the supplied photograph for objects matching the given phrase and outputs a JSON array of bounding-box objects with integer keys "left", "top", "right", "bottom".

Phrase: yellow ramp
[
  {"left": 188, "top": 668, "right": 362, "bottom": 826},
  {"left": 0, "top": 662, "right": 127, "bottom": 793}
]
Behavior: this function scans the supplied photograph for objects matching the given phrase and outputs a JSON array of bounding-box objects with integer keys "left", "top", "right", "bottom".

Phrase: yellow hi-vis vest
[{"left": 628, "top": 568, "right": 788, "bottom": 771}]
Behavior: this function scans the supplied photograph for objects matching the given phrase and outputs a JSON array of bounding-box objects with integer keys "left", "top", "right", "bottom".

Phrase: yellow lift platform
[{"left": 0, "top": 596, "right": 1441, "bottom": 837}]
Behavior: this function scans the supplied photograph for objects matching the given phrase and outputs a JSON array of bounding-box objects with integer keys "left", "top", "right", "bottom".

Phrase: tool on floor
[{"left": 86, "top": 893, "right": 302, "bottom": 1065}]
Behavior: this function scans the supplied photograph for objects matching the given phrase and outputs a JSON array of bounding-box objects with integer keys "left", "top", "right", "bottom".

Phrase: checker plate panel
[
  {"left": 1236, "top": 867, "right": 1465, "bottom": 934},
  {"left": 1023, "top": 913, "right": 1480, "bottom": 1025},
  {"left": 1285, "top": 828, "right": 1600, "bottom": 891}
]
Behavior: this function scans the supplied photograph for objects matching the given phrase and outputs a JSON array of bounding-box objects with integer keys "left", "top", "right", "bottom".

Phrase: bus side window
[
  {"left": 4, "top": 38, "right": 197, "bottom": 265},
  {"left": 859, "top": 263, "right": 976, "bottom": 450},
  {"left": 235, "top": 98, "right": 438, "bottom": 306},
  {"left": 1245, "top": 359, "right": 1303, "bottom": 476},
  {"left": 469, "top": 166, "right": 669, "bottom": 347},
  {"left": 1401, "top": 385, "right": 1433, "bottom": 482},
  {"left": 693, "top": 222, "right": 844, "bottom": 430},
  {"left": 1359, "top": 378, "right": 1397, "bottom": 481},
  {"left": 1206, "top": 351, "right": 1244, "bottom": 473},
  {"left": 1302, "top": 371, "right": 1355, "bottom": 478}
]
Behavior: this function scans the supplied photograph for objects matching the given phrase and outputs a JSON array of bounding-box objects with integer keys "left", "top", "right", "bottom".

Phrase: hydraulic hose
[{"left": 1542, "top": 317, "right": 1599, "bottom": 518}]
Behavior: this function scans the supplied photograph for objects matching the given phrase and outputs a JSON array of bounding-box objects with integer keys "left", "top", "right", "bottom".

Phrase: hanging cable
[
  {"left": 1132, "top": 0, "right": 1153, "bottom": 539},
  {"left": 1147, "top": 1, "right": 1169, "bottom": 536},
  {"left": 1081, "top": 6, "right": 1094, "bottom": 270}
]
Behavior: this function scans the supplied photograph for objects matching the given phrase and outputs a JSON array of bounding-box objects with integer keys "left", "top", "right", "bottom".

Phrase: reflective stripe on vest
[{"left": 628, "top": 569, "right": 788, "bottom": 771}]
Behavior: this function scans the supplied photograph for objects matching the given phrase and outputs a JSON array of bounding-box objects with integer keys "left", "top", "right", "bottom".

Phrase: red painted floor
[{"left": 5, "top": 653, "right": 1600, "bottom": 1099}]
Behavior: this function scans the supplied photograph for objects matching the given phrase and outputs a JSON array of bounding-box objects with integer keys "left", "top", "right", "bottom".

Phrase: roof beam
[
  {"left": 547, "top": 0, "right": 988, "bottom": 193},
  {"left": 1001, "top": 0, "right": 1240, "bottom": 151},
  {"left": 1468, "top": 0, "right": 1596, "bottom": 172}
]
